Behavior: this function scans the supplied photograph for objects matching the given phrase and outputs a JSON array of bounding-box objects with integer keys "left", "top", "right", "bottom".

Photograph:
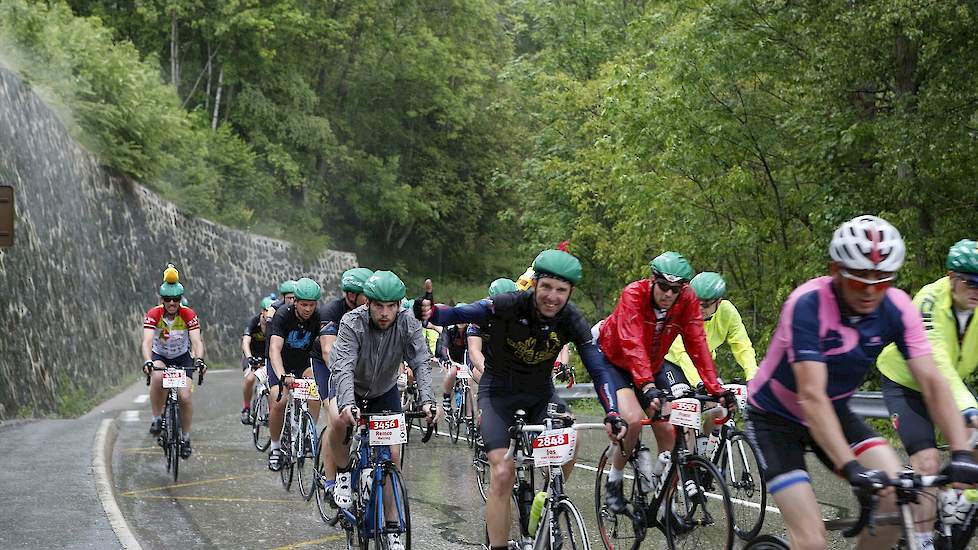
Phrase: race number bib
[
  {"left": 722, "top": 384, "right": 748, "bottom": 410},
  {"left": 368, "top": 413, "right": 408, "bottom": 446},
  {"left": 291, "top": 378, "right": 320, "bottom": 400},
  {"left": 162, "top": 369, "right": 188, "bottom": 388},
  {"left": 532, "top": 428, "right": 577, "bottom": 467},
  {"left": 455, "top": 361, "right": 471, "bottom": 379},
  {"left": 669, "top": 398, "right": 702, "bottom": 430}
]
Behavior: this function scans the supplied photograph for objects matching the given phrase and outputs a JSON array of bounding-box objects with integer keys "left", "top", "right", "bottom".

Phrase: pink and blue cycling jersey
[{"left": 748, "top": 276, "right": 931, "bottom": 425}]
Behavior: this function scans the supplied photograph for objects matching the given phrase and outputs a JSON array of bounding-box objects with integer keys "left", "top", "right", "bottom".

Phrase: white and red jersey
[{"left": 143, "top": 305, "right": 200, "bottom": 359}]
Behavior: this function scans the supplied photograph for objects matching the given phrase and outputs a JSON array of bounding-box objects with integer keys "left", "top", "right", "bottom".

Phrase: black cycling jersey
[
  {"left": 436, "top": 325, "right": 468, "bottom": 363},
  {"left": 310, "top": 296, "right": 352, "bottom": 359},
  {"left": 268, "top": 304, "right": 322, "bottom": 372},
  {"left": 431, "top": 290, "right": 614, "bottom": 405},
  {"left": 243, "top": 314, "right": 267, "bottom": 358}
]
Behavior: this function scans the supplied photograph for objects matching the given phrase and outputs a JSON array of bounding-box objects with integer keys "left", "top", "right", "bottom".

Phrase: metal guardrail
[{"left": 557, "top": 386, "right": 891, "bottom": 419}]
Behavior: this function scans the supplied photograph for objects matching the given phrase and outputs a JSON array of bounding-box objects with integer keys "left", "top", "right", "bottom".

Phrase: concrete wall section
[{"left": 0, "top": 68, "right": 356, "bottom": 418}]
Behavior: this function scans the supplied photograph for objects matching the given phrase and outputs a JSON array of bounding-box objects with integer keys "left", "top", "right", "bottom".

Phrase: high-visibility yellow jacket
[{"left": 664, "top": 300, "right": 758, "bottom": 385}]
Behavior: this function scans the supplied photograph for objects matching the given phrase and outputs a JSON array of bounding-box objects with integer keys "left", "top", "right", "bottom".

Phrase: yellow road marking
[
  {"left": 122, "top": 494, "right": 298, "bottom": 504},
  {"left": 120, "top": 473, "right": 262, "bottom": 496},
  {"left": 272, "top": 534, "right": 345, "bottom": 549},
  {"left": 120, "top": 446, "right": 160, "bottom": 452}
]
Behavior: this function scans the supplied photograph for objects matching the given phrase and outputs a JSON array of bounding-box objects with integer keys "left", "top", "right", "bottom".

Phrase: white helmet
[{"left": 829, "top": 215, "right": 905, "bottom": 272}]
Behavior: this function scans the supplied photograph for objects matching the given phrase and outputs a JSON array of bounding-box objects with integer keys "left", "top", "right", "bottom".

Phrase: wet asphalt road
[{"left": 111, "top": 369, "right": 867, "bottom": 549}]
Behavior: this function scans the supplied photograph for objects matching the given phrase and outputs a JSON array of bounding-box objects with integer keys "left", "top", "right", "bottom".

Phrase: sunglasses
[
  {"left": 840, "top": 270, "right": 895, "bottom": 292},
  {"left": 161, "top": 296, "right": 183, "bottom": 303},
  {"left": 654, "top": 278, "right": 685, "bottom": 295},
  {"left": 700, "top": 299, "right": 719, "bottom": 310},
  {"left": 956, "top": 274, "right": 978, "bottom": 290}
]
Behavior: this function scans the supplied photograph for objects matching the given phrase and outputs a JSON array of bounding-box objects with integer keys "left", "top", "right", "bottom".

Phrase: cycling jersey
[
  {"left": 143, "top": 305, "right": 199, "bottom": 359},
  {"left": 599, "top": 279, "right": 723, "bottom": 395},
  {"left": 311, "top": 296, "right": 352, "bottom": 359},
  {"left": 664, "top": 300, "right": 758, "bottom": 386},
  {"left": 267, "top": 304, "right": 322, "bottom": 373},
  {"left": 748, "top": 276, "right": 931, "bottom": 425},
  {"left": 436, "top": 325, "right": 468, "bottom": 363},
  {"left": 243, "top": 314, "right": 267, "bottom": 358},
  {"left": 429, "top": 290, "right": 618, "bottom": 412},
  {"left": 876, "top": 276, "right": 978, "bottom": 412},
  {"left": 329, "top": 306, "right": 435, "bottom": 410}
]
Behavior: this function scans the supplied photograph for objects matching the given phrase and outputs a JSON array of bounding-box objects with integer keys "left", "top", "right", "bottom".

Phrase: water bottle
[
  {"left": 705, "top": 428, "right": 720, "bottom": 457},
  {"left": 636, "top": 446, "right": 655, "bottom": 493},
  {"left": 650, "top": 451, "right": 671, "bottom": 493},
  {"left": 359, "top": 467, "right": 374, "bottom": 499},
  {"left": 695, "top": 435, "right": 709, "bottom": 456},
  {"left": 528, "top": 491, "right": 547, "bottom": 537},
  {"left": 943, "top": 488, "right": 978, "bottom": 525}
]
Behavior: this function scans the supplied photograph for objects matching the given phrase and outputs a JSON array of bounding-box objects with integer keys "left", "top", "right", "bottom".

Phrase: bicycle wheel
[
  {"left": 297, "top": 410, "right": 318, "bottom": 500},
  {"left": 315, "top": 425, "right": 337, "bottom": 523},
  {"left": 473, "top": 444, "right": 489, "bottom": 502},
  {"left": 252, "top": 391, "right": 270, "bottom": 452},
  {"left": 663, "top": 455, "right": 734, "bottom": 550},
  {"left": 742, "top": 534, "right": 789, "bottom": 549},
  {"left": 715, "top": 431, "right": 766, "bottom": 540},
  {"left": 374, "top": 464, "right": 412, "bottom": 550},
  {"left": 280, "top": 410, "right": 294, "bottom": 491},
  {"left": 549, "top": 498, "right": 591, "bottom": 550},
  {"left": 594, "top": 445, "right": 647, "bottom": 550},
  {"left": 170, "top": 402, "right": 182, "bottom": 483}
]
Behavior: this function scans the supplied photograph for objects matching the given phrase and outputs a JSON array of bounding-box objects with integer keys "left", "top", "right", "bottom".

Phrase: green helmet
[
  {"left": 278, "top": 280, "right": 298, "bottom": 295},
  {"left": 159, "top": 282, "right": 185, "bottom": 297},
  {"left": 180, "top": 297, "right": 189, "bottom": 307},
  {"left": 363, "top": 271, "right": 407, "bottom": 302},
  {"left": 650, "top": 251, "right": 694, "bottom": 283},
  {"left": 341, "top": 267, "right": 374, "bottom": 293},
  {"left": 260, "top": 296, "right": 274, "bottom": 309},
  {"left": 489, "top": 278, "right": 518, "bottom": 296},
  {"left": 293, "top": 277, "right": 322, "bottom": 301},
  {"left": 690, "top": 272, "right": 726, "bottom": 301},
  {"left": 947, "top": 239, "right": 978, "bottom": 274},
  {"left": 532, "top": 250, "right": 583, "bottom": 285},
  {"left": 401, "top": 298, "right": 415, "bottom": 310}
]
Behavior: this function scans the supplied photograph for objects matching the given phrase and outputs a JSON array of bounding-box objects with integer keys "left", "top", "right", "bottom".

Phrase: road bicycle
[
  {"left": 275, "top": 377, "right": 320, "bottom": 498},
  {"left": 146, "top": 363, "right": 203, "bottom": 482},
  {"left": 248, "top": 359, "right": 271, "bottom": 452},
  {"left": 445, "top": 360, "right": 476, "bottom": 446}
]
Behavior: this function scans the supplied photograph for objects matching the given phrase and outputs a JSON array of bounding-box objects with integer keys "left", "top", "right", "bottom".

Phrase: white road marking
[
  {"left": 121, "top": 410, "right": 140, "bottom": 423},
  {"left": 133, "top": 394, "right": 149, "bottom": 404}
]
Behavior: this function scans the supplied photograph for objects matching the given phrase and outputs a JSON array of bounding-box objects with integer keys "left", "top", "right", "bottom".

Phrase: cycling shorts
[
  {"left": 478, "top": 386, "right": 566, "bottom": 452},
  {"left": 354, "top": 385, "right": 402, "bottom": 414},
  {"left": 745, "top": 405, "right": 886, "bottom": 494},
  {"left": 654, "top": 360, "right": 693, "bottom": 398},
  {"left": 880, "top": 375, "right": 952, "bottom": 456},
  {"left": 312, "top": 358, "right": 335, "bottom": 401},
  {"left": 152, "top": 351, "right": 193, "bottom": 375},
  {"left": 266, "top": 358, "right": 313, "bottom": 388}
]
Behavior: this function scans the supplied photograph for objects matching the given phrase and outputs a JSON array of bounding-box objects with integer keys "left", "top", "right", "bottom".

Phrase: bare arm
[
  {"left": 241, "top": 335, "right": 252, "bottom": 358},
  {"left": 908, "top": 354, "right": 971, "bottom": 451},
  {"left": 142, "top": 328, "right": 155, "bottom": 362},
  {"left": 189, "top": 329, "right": 204, "bottom": 360},
  {"left": 269, "top": 335, "right": 286, "bottom": 379},
  {"left": 321, "top": 334, "right": 338, "bottom": 363},
  {"left": 794, "top": 360, "right": 855, "bottom": 468},
  {"left": 467, "top": 335, "right": 485, "bottom": 379}
]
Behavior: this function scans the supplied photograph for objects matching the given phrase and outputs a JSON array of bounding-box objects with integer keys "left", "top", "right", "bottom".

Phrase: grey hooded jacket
[{"left": 329, "top": 305, "right": 435, "bottom": 410}]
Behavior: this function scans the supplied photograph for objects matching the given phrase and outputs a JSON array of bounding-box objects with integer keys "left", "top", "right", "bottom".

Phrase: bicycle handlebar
[
  {"left": 843, "top": 472, "right": 950, "bottom": 538},
  {"left": 341, "top": 410, "right": 435, "bottom": 445},
  {"left": 144, "top": 363, "right": 203, "bottom": 386}
]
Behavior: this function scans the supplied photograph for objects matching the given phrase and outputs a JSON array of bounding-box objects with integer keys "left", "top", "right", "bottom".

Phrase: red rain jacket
[{"left": 599, "top": 279, "right": 724, "bottom": 395}]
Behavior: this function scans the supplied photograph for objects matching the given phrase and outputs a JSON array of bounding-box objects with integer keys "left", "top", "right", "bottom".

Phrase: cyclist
[
  {"left": 875, "top": 238, "right": 978, "bottom": 548},
  {"left": 141, "top": 274, "right": 206, "bottom": 458},
  {"left": 746, "top": 215, "right": 978, "bottom": 550},
  {"left": 664, "top": 271, "right": 757, "bottom": 431},
  {"left": 266, "top": 277, "right": 324, "bottom": 471},
  {"left": 313, "top": 266, "right": 372, "bottom": 498},
  {"left": 240, "top": 296, "right": 274, "bottom": 424},
  {"left": 467, "top": 278, "right": 519, "bottom": 385},
  {"left": 429, "top": 250, "right": 619, "bottom": 550},
  {"left": 596, "top": 251, "right": 733, "bottom": 512},
  {"left": 325, "top": 271, "right": 438, "bottom": 550},
  {"left": 437, "top": 305, "right": 470, "bottom": 413}
]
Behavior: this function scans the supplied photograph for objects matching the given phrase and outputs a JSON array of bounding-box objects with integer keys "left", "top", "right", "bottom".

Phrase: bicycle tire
[
  {"left": 298, "top": 410, "right": 318, "bottom": 500},
  {"left": 742, "top": 534, "right": 789, "bottom": 549},
  {"left": 252, "top": 391, "right": 271, "bottom": 452},
  {"left": 280, "top": 407, "right": 294, "bottom": 491},
  {"left": 315, "top": 425, "right": 338, "bottom": 523},
  {"left": 663, "top": 455, "right": 734, "bottom": 550},
  {"left": 549, "top": 498, "right": 591, "bottom": 550},
  {"left": 161, "top": 400, "right": 172, "bottom": 473},
  {"left": 715, "top": 430, "right": 767, "bottom": 540},
  {"left": 474, "top": 444, "right": 489, "bottom": 502},
  {"left": 172, "top": 401, "right": 183, "bottom": 482},
  {"left": 594, "top": 445, "right": 647, "bottom": 550},
  {"left": 373, "top": 465, "right": 412, "bottom": 550}
]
